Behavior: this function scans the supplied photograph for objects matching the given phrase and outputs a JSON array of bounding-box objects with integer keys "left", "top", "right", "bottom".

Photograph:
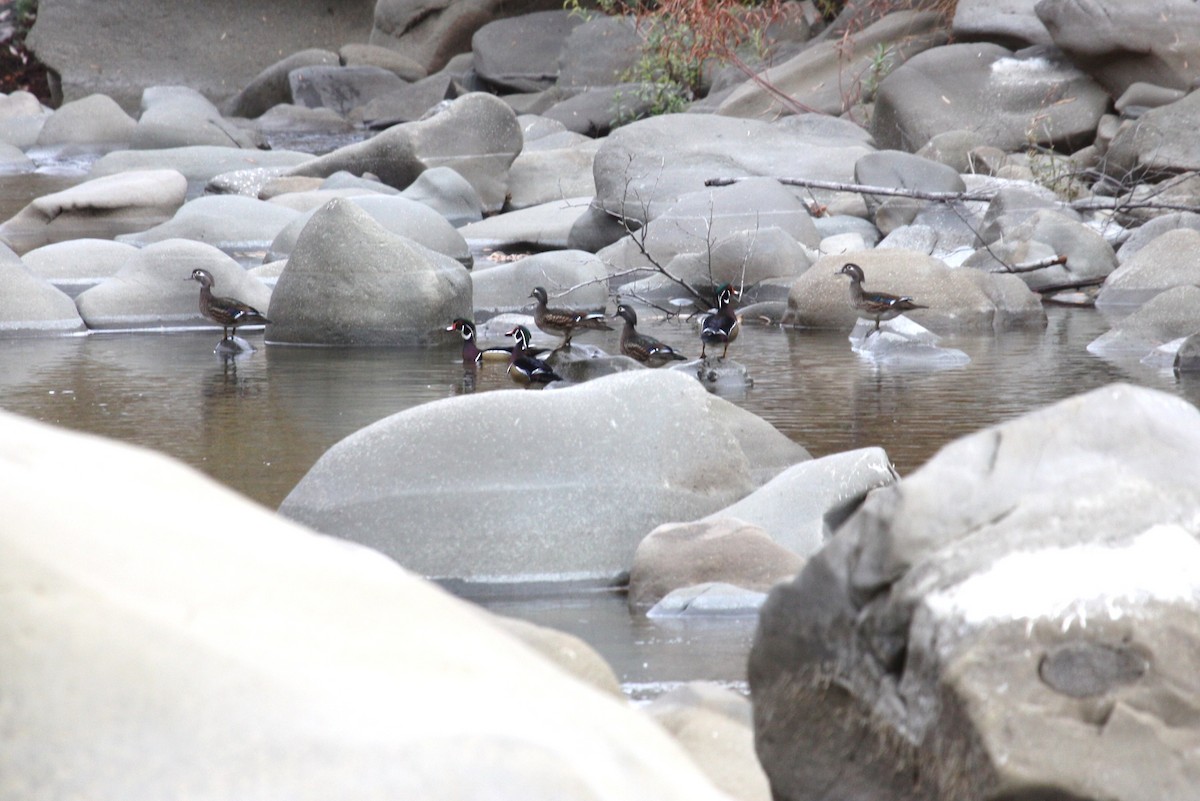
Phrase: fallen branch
[{"left": 993, "top": 255, "right": 1068, "bottom": 274}]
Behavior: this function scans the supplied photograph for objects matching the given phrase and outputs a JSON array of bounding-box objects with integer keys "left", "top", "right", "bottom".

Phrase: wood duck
[
  {"left": 700, "top": 283, "right": 740, "bottom": 360},
  {"left": 187, "top": 268, "right": 270, "bottom": 340},
  {"left": 445, "top": 318, "right": 533, "bottom": 365},
  {"left": 837, "top": 262, "right": 927, "bottom": 335},
  {"left": 614, "top": 304, "right": 687, "bottom": 367},
  {"left": 529, "top": 286, "right": 611, "bottom": 349},
  {"left": 505, "top": 325, "right": 562, "bottom": 386}
]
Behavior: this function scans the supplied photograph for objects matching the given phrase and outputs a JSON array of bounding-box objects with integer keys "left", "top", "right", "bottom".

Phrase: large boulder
[
  {"left": 1087, "top": 286, "right": 1200, "bottom": 356},
  {"left": 871, "top": 42, "right": 1109, "bottom": 153},
  {"left": 266, "top": 197, "right": 471, "bottom": 345},
  {"left": 370, "top": 0, "right": 566, "bottom": 73},
  {"left": 751, "top": 383, "right": 1200, "bottom": 801},
  {"left": 0, "top": 169, "right": 188, "bottom": 255},
  {"left": 470, "top": 250, "right": 609, "bottom": 314},
  {"left": 116, "top": 194, "right": 302, "bottom": 254},
  {"left": 221, "top": 49, "right": 341, "bottom": 119},
  {"left": 26, "top": 0, "right": 375, "bottom": 112},
  {"left": 1096, "top": 228, "right": 1200, "bottom": 310},
  {"left": 89, "top": 145, "right": 314, "bottom": 189},
  {"left": 786, "top": 250, "right": 1047, "bottom": 332},
  {"left": 0, "top": 245, "right": 85, "bottom": 336},
  {"left": 75, "top": 239, "right": 271, "bottom": 332},
  {"left": 0, "top": 410, "right": 737, "bottom": 801},
  {"left": 132, "top": 86, "right": 259, "bottom": 150},
  {"left": 33, "top": 93, "right": 136, "bottom": 153},
  {"left": 1105, "top": 91, "right": 1200, "bottom": 179},
  {"left": 21, "top": 238, "right": 139, "bottom": 297},
  {"left": 278, "top": 369, "right": 810, "bottom": 583},
  {"left": 472, "top": 10, "right": 582, "bottom": 93},
  {"left": 286, "top": 92, "right": 522, "bottom": 212}
]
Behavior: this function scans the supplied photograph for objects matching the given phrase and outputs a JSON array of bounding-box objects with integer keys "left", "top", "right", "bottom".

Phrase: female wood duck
[
  {"left": 837, "top": 262, "right": 927, "bottom": 335},
  {"left": 505, "top": 325, "right": 562, "bottom": 387},
  {"left": 700, "top": 282, "right": 740, "bottom": 360},
  {"left": 529, "top": 286, "right": 612, "bottom": 349},
  {"left": 446, "top": 318, "right": 526, "bottom": 365},
  {"left": 614, "top": 304, "right": 687, "bottom": 367},
  {"left": 187, "top": 268, "right": 270, "bottom": 340}
]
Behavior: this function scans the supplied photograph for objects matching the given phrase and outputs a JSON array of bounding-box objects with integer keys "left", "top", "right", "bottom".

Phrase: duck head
[
  {"left": 614, "top": 303, "right": 638, "bottom": 325},
  {"left": 188, "top": 268, "right": 215, "bottom": 288},
  {"left": 838, "top": 263, "right": 865, "bottom": 282},
  {"left": 445, "top": 318, "right": 476, "bottom": 341}
]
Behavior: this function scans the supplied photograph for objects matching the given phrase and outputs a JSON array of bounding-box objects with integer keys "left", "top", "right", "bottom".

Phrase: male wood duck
[
  {"left": 614, "top": 304, "right": 687, "bottom": 367},
  {"left": 700, "top": 282, "right": 740, "bottom": 360},
  {"left": 187, "top": 268, "right": 270, "bottom": 340},
  {"left": 445, "top": 318, "right": 531, "bottom": 365},
  {"left": 505, "top": 325, "right": 562, "bottom": 387},
  {"left": 837, "top": 262, "right": 927, "bottom": 335},
  {"left": 529, "top": 286, "right": 611, "bottom": 349}
]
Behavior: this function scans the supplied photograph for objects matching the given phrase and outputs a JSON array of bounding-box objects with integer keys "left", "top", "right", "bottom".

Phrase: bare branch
[{"left": 989, "top": 254, "right": 1068, "bottom": 274}]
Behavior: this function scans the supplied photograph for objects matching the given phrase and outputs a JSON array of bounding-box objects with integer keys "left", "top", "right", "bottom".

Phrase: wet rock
[
  {"left": 685, "top": 357, "right": 754, "bottom": 396},
  {"left": 872, "top": 42, "right": 1108, "bottom": 152},
  {"left": 22, "top": 238, "right": 139, "bottom": 297},
  {"left": 117, "top": 194, "right": 301, "bottom": 255},
  {"left": 647, "top": 583, "right": 768, "bottom": 618},
  {"left": 1173, "top": 333, "right": 1200, "bottom": 373},
  {"left": 222, "top": 49, "right": 341, "bottom": 119},
  {"left": 786, "top": 250, "right": 1046, "bottom": 332},
  {"left": 279, "top": 369, "right": 808, "bottom": 583},
  {"left": 0, "top": 409, "right": 733, "bottom": 801},
  {"left": 0, "top": 245, "right": 85, "bottom": 336},
  {"left": 628, "top": 517, "right": 803, "bottom": 612},
  {"left": 266, "top": 198, "right": 470, "bottom": 345},
  {"left": 751, "top": 383, "right": 1200, "bottom": 801},
  {"left": 1088, "top": 286, "right": 1200, "bottom": 356},
  {"left": 472, "top": 10, "right": 582, "bottom": 93},
  {"left": 89, "top": 145, "right": 313, "bottom": 190},
  {"left": 544, "top": 346, "right": 642, "bottom": 383},
  {"left": 716, "top": 10, "right": 948, "bottom": 119},
  {"left": 133, "top": 86, "right": 258, "bottom": 150},
  {"left": 33, "top": 93, "right": 136, "bottom": 153},
  {"left": 644, "top": 683, "right": 772, "bottom": 801},
  {"left": 952, "top": 0, "right": 1052, "bottom": 47},
  {"left": 1096, "top": 228, "right": 1200, "bottom": 310},
  {"left": 471, "top": 250, "right": 608, "bottom": 315},
  {"left": 705, "top": 448, "right": 897, "bottom": 557},
  {"left": 398, "top": 165, "right": 484, "bottom": 226},
  {"left": 1036, "top": 0, "right": 1200, "bottom": 97},
  {"left": 0, "top": 169, "right": 187, "bottom": 255},
  {"left": 267, "top": 195, "right": 470, "bottom": 266},
  {"left": 288, "top": 92, "right": 522, "bottom": 212},
  {"left": 848, "top": 317, "right": 971, "bottom": 369},
  {"left": 75, "top": 239, "right": 270, "bottom": 332}
]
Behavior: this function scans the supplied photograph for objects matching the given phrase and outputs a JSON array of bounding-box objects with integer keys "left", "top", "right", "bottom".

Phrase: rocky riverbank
[{"left": 4, "top": 1, "right": 1200, "bottom": 799}]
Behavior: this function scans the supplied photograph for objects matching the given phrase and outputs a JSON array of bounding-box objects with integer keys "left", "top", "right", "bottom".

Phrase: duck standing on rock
[
  {"left": 505, "top": 325, "right": 562, "bottom": 387},
  {"left": 187, "top": 268, "right": 271, "bottom": 342},
  {"left": 700, "top": 283, "right": 740, "bottom": 360},
  {"left": 529, "top": 286, "right": 611, "bottom": 350},
  {"left": 837, "top": 262, "right": 927, "bottom": 336},
  {"left": 614, "top": 303, "right": 687, "bottom": 367}
]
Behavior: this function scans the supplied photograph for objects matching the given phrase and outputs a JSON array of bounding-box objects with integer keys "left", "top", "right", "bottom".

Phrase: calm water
[{"left": 1, "top": 305, "right": 1190, "bottom": 692}]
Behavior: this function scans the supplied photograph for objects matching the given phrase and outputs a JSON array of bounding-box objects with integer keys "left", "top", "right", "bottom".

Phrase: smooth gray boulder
[
  {"left": 556, "top": 15, "right": 641, "bottom": 88},
  {"left": 459, "top": 197, "right": 592, "bottom": 251},
  {"left": 116, "top": 195, "right": 302, "bottom": 253},
  {"left": 287, "top": 92, "right": 522, "bottom": 212},
  {"left": 593, "top": 114, "right": 874, "bottom": 225},
  {"left": 266, "top": 197, "right": 471, "bottom": 345},
  {"left": 369, "top": 0, "right": 565, "bottom": 73},
  {"left": 22, "top": 238, "right": 140, "bottom": 297},
  {"left": 0, "top": 245, "right": 85, "bottom": 336},
  {"left": 507, "top": 137, "right": 600, "bottom": 209},
  {"left": 964, "top": 208, "right": 1117, "bottom": 292},
  {"left": 647, "top": 583, "right": 768, "bottom": 618},
  {"left": 266, "top": 195, "right": 471, "bottom": 266},
  {"left": 952, "top": 0, "right": 1052, "bottom": 46},
  {"left": 132, "top": 86, "right": 259, "bottom": 150},
  {"left": 489, "top": 615, "right": 623, "bottom": 699},
  {"left": 75, "top": 239, "right": 271, "bottom": 332},
  {"left": 0, "top": 90, "right": 50, "bottom": 149},
  {"left": 472, "top": 10, "right": 582, "bottom": 93},
  {"left": 0, "top": 409, "right": 734, "bottom": 801},
  {"left": 1088, "top": 286, "right": 1200, "bottom": 356},
  {"left": 28, "top": 2, "right": 373, "bottom": 111},
  {"left": 287, "top": 64, "right": 408, "bottom": 116},
  {"left": 542, "top": 83, "right": 657, "bottom": 137},
  {"left": 221, "top": 49, "right": 341, "bottom": 119},
  {"left": 1106, "top": 91, "right": 1200, "bottom": 179},
  {"left": 471, "top": 250, "right": 608, "bottom": 314},
  {"left": 751, "top": 383, "right": 1200, "bottom": 801},
  {"left": 871, "top": 42, "right": 1109, "bottom": 152},
  {"left": 628, "top": 517, "right": 804, "bottom": 612},
  {"left": 717, "top": 10, "right": 948, "bottom": 120},
  {"left": 33, "top": 93, "right": 136, "bottom": 153},
  {"left": 340, "top": 43, "right": 428, "bottom": 81},
  {"left": 1036, "top": 0, "right": 1200, "bottom": 96},
  {"left": 1116, "top": 212, "right": 1200, "bottom": 265},
  {"left": 399, "top": 165, "right": 484, "bottom": 226},
  {"left": 1097, "top": 228, "right": 1200, "bottom": 309},
  {"left": 89, "top": 146, "right": 314, "bottom": 188},
  {"left": 279, "top": 369, "right": 809, "bottom": 583},
  {"left": 704, "top": 447, "right": 898, "bottom": 557},
  {"left": 786, "top": 250, "right": 1047, "bottom": 332},
  {"left": 0, "top": 169, "right": 188, "bottom": 255}
]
